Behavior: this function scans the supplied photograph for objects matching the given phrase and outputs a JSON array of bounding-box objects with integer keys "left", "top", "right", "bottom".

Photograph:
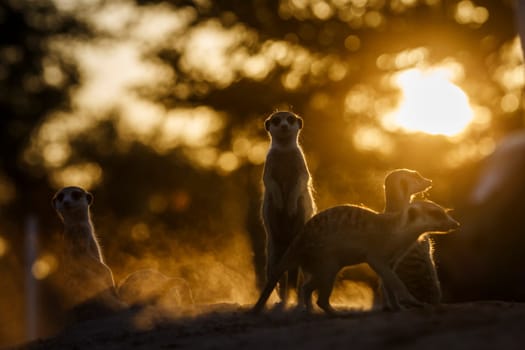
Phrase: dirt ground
[{"left": 13, "top": 301, "right": 525, "bottom": 350}]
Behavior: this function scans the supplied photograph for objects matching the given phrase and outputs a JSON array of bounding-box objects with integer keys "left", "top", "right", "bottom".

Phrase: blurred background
[{"left": 0, "top": 0, "right": 523, "bottom": 346}]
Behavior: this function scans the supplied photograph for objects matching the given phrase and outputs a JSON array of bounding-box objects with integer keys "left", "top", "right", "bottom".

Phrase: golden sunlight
[{"left": 383, "top": 67, "right": 474, "bottom": 136}]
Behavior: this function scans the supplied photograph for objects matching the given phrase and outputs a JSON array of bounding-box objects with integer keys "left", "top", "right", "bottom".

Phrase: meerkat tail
[{"left": 252, "top": 237, "right": 301, "bottom": 313}]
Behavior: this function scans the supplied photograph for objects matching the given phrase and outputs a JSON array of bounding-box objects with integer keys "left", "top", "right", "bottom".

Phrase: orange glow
[
  {"left": 454, "top": 0, "right": 489, "bottom": 25},
  {"left": 0, "top": 236, "right": 8, "bottom": 257},
  {"left": 50, "top": 162, "right": 103, "bottom": 189},
  {"left": 31, "top": 254, "right": 58, "bottom": 280},
  {"left": 445, "top": 137, "right": 495, "bottom": 168},
  {"left": 493, "top": 36, "right": 524, "bottom": 92},
  {"left": 383, "top": 66, "right": 474, "bottom": 136},
  {"left": 352, "top": 126, "right": 393, "bottom": 155},
  {"left": 131, "top": 223, "right": 151, "bottom": 241},
  {"left": 0, "top": 177, "right": 15, "bottom": 206},
  {"left": 171, "top": 191, "right": 191, "bottom": 212},
  {"left": 217, "top": 152, "right": 240, "bottom": 174}
]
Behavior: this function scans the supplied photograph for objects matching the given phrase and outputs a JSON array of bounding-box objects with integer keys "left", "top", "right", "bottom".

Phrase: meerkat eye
[
  {"left": 56, "top": 193, "right": 64, "bottom": 202},
  {"left": 286, "top": 115, "right": 296, "bottom": 124},
  {"left": 71, "top": 191, "right": 82, "bottom": 200},
  {"left": 271, "top": 117, "right": 281, "bottom": 126}
]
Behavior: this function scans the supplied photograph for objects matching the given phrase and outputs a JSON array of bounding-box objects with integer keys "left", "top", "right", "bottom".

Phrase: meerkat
[
  {"left": 118, "top": 268, "right": 194, "bottom": 308},
  {"left": 383, "top": 169, "right": 432, "bottom": 212},
  {"left": 382, "top": 169, "right": 442, "bottom": 305},
  {"left": 393, "top": 236, "right": 442, "bottom": 304},
  {"left": 261, "top": 111, "right": 317, "bottom": 307},
  {"left": 252, "top": 200, "right": 459, "bottom": 315},
  {"left": 52, "top": 186, "right": 122, "bottom": 313}
]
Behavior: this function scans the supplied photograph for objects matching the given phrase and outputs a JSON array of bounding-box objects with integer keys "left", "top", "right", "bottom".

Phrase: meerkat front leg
[{"left": 367, "top": 257, "right": 423, "bottom": 310}]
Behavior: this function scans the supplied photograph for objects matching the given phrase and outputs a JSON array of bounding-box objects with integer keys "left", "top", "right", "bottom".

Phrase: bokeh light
[
  {"left": 31, "top": 254, "right": 58, "bottom": 280},
  {"left": 454, "top": 0, "right": 489, "bottom": 26},
  {"left": 383, "top": 66, "right": 474, "bottom": 136},
  {"left": 50, "top": 162, "right": 103, "bottom": 189},
  {"left": 352, "top": 126, "right": 393, "bottom": 155}
]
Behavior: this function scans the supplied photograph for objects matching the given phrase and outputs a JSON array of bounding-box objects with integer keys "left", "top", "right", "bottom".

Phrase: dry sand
[{"left": 13, "top": 301, "right": 525, "bottom": 349}]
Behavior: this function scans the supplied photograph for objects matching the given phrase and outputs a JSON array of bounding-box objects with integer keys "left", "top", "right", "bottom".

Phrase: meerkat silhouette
[
  {"left": 52, "top": 186, "right": 123, "bottom": 316},
  {"left": 252, "top": 199, "right": 459, "bottom": 314},
  {"left": 383, "top": 169, "right": 443, "bottom": 305},
  {"left": 261, "top": 111, "right": 317, "bottom": 307}
]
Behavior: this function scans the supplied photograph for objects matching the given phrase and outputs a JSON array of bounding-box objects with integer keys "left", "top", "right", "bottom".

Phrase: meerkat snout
[{"left": 407, "top": 201, "right": 460, "bottom": 232}]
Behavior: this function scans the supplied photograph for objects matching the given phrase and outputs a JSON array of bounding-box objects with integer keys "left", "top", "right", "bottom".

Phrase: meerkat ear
[
  {"left": 86, "top": 192, "right": 93, "bottom": 205},
  {"left": 264, "top": 119, "right": 271, "bottom": 131}
]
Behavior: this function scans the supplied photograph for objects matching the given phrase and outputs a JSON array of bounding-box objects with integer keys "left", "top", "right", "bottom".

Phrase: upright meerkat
[
  {"left": 261, "top": 111, "right": 316, "bottom": 306},
  {"left": 383, "top": 169, "right": 442, "bottom": 305},
  {"left": 53, "top": 186, "right": 121, "bottom": 312},
  {"left": 252, "top": 200, "right": 459, "bottom": 314},
  {"left": 383, "top": 169, "right": 432, "bottom": 212}
]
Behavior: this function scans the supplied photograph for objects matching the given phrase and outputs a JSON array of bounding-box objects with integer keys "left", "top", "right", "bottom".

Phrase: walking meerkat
[
  {"left": 261, "top": 111, "right": 316, "bottom": 306},
  {"left": 252, "top": 200, "right": 459, "bottom": 314},
  {"left": 383, "top": 169, "right": 442, "bottom": 305},
  {"left": 52, "top": 186, "right": 122, "bottom": 313}
]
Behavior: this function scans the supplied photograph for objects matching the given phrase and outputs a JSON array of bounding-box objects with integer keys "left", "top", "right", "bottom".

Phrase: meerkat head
[
  {"left": 52, "top": 186, "right": 93, "bottom": 223},
  {"left": 264, "top": 111, "right": 303, "bottom": 147},
  {"left": 385, "top": 169, "right": 432, "bottom": 201},
  {"left": 405, "top": 200, "right": 459, "bottom": 234}
]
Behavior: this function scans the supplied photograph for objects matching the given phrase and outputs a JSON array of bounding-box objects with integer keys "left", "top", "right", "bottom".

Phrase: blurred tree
[{"left": 0, "top": 1, "right": 88, "bottom": 345}]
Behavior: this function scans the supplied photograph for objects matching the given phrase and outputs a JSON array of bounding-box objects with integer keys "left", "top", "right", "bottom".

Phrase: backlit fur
[
  {"left": 261, "top": 111, "right": 316, "bottom": 306},
  {"left": 253, "top": 200, "right": 459, "bottom": 314},
  {"left": 53, "top": 186, "right": 121, "bottom": 312}
]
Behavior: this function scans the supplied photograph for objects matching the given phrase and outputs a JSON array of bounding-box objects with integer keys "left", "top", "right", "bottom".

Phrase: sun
[{"left": 383, "top": 67, "right": 474, "bottom": 137}]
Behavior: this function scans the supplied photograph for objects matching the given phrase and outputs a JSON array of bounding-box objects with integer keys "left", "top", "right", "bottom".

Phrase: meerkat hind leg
[
  {"left": 315, "top": 267, "right": 339, "bottom": 315},
  {"left": 276, "top": 272, "right": 289, "bottom": 308},
  {"left": 298, "top": 273, "right": 315, "bottom": 312}
]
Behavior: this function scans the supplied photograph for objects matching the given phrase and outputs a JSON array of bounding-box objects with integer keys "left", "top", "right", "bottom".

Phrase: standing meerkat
[
  {"left": 261, "top": 111, "right": 316, "bottom": 307},
  {"left": 52, "top": 186, "right": 122, "bottom": 313},
  {"left": 383, "top": 169, "right": 432, "bottom": 213},
  {"left": 252, "top": 200, "right": 459, "bottom": 314},
  {"left": 383, "top": 169, "right": 443, "bottom": 305}
]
